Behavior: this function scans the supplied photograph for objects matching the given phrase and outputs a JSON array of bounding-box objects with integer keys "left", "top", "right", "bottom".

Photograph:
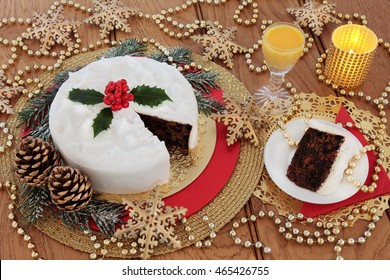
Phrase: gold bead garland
[
  {"left": 229, "top": 213, "right": 271, "bottom": 253},
  {"left": 1, "top": 180, "right": 44, "bottom": 260},
  {"left": 84, "top": 230, "right": 139, "bottom": 260},
  {"left": 230, "top": 204, "right": 380, "bottom": 259},
  {"left": 0, "top": 122, "right": 14, "bottom": 153},
  {"left": 185, "top": 215, "right": 218, "bottom": 248},
  {"left": 233, "top": 0, "right": 259, "bottom": 26}
]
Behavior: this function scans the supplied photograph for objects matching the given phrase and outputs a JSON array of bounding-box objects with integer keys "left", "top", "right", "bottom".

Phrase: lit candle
[{"left": 324, "top": 24, "right": 378, "bottom": 89}]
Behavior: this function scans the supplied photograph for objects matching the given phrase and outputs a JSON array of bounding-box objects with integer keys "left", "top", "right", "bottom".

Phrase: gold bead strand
[
  {"left": 2, "top": 181, "right": 44, "bottom": 259},
  {"left": 331, "top": 10, "right": 368, "bottom": 26},
  {"left": 229, "top": 211, "right": 272, "bottom": 254},
  {"left": 0, "top": 121, "right": 14, "bottom": 153},
  {"left": 334, "top": 206, "right": 379, "bottom": 260},
  {"left": 84, "top": 229, "right": 139, "bottom": 259},
  {"left": 55, "top": 0, "right": 93, "bottom": 14},
  {"left": 233, "top": 0, "right": 259, "bottom": 26},
  {"left": 150, "top": 0, "right": 197, "bottom": 39},
  {"left": 185, "top": 215, "right": 218, "bottom": 248}
]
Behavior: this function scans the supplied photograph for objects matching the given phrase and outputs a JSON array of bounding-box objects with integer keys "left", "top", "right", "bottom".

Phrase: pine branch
[
  {"left": 15, "top": 182, "right": 125, "bottom": 236},
  {"left": 184, "top": 70, "right": 220, "bottom": 94},
  {"left": 17, "top": 183, "right": 51, "bottom": 228},
  {"left": 150, "top": 46, "right": 193, "bottom": 65},
  {"left": 104, "top": 38, "right": 147, "bottom": 58},
  {"left": 18, "top": 69, "right": 78, "bottom": 140},
  {"left": 87, "top": 198, "right": 126, "bottom": 235},
  {"left": 26, "top": 114, "right": 51, "bottom": 141},
  {"left": 54, "top": 194, "right": 126, "bottom": 236},
  {"left": 194, "top": 90, "right": 225, "bottom": 116}
]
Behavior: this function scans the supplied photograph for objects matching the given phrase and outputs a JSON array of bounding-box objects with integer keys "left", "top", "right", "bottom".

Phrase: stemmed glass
[{"left": 254, "top": 22, "right": 305, "bottom": 115}]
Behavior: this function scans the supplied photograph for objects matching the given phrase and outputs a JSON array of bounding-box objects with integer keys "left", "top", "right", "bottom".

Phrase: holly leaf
[
  {"left": 132, "top": 85, "right": 172, "bottom": 107},
  {"left": 69, "top": 88, "right": 104, "bottom": 105},
  {"left": 92, "top": 107, "right": 113, "bottom": 138}
]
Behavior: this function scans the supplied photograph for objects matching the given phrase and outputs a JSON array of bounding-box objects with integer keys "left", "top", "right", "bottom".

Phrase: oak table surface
[{"left": 0, "top": 0, "right": 389, "bottom": 260}]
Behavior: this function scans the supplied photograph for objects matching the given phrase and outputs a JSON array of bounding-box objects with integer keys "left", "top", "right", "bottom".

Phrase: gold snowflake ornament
[
  {"left": 212, "top": 95, "right": 263, "bottom": 146},
  {"left": 22, "top": 5, "right": 80, "bottom": 51},
  {"left": 114, "top": 186, "right": 187, "bottom": 259},
  {"left": 0, "top": 86, "right": 24, "bottom": 114},
  {"left": 0, "top": 74, "right": 24, "bottom": 114},
  {"left": 191, "top": 22, "right": 247, "bottom": 69},
  {"left": 84, "top": 0, "right": 139, "bottom": 39},
  {"left": 286, "top": 0, "right": 341, "bottom": 36}
]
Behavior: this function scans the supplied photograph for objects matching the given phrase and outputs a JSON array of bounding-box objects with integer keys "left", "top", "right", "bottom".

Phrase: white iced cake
[{"left": 49, "top": 56, "right": 198, "bottom": 194}]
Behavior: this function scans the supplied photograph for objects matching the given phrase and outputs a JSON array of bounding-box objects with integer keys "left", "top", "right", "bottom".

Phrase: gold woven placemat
[{"left": 0, "top": 48, "right": 264, "bottom": 258}]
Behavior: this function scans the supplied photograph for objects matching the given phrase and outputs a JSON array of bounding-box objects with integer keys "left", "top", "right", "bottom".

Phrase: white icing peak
[
  {"left": 308, "top": 120, "right": 359, "bottom": 196},
  {"left": 49, "top": 56, "right": 198, "bottom": 194}
]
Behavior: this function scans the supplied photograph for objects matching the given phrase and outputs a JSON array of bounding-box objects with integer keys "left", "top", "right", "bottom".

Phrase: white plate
[{"left": 264, "top": 119, "right": 369, "bottom": 204}]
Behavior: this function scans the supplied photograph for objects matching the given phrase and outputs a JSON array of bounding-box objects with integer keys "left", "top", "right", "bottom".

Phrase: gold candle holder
[{"left": 324, "top": 24, "right": 378, "bottom": 89}]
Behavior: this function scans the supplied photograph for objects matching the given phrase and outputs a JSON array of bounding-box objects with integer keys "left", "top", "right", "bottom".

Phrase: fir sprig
[
  {"left": 52, "top": 194, "right": 126, "bottom": 236},
  {"left": 194, "top": 90, "right": 225, "bottom": 116},
  {"left": 17, "top": 183, "right": 51, "bottom": 228},
  {"left": 184, "top": 70, "right": 220, "bottom": 94},
  {"left": 17, "top": 183, "right": 126, "bottom": 236},
  {"left": 150, "top": 46, "right": 193, "bottom": 65},
  {"left": 18, "top": 69, "right": 79, "bottom": 140},
  {"left": 104, "top": 38, "right": 147, "bottom": 58}
]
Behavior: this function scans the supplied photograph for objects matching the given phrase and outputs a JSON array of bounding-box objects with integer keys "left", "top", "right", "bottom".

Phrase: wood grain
[{"left": 0, "top": 0, "right": 389, "bottom": 260}]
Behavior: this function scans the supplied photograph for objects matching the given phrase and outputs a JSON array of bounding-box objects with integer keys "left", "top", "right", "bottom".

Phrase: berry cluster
[{"left": 103, "top": 79, "right": 134, "bottom": 111}]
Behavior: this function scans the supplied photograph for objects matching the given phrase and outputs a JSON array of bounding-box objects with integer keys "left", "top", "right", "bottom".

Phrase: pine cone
[
  {"left": 15, "top": 136, "right": 61, "bottom": 186},
  {"left": 48, "top": 166, "right": 93, "bottom": 212}
]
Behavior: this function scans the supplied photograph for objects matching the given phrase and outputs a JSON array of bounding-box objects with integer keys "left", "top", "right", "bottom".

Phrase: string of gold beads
[
  {"left": 230, "top": 204, "right": 380, "bottom": 259},
  {"left": 0, "top": 121, "right": 14, "bottom": 153},
  {"left": 333, "top": 205, "right": 379, "bottom": 260},
  {"left": 1, "top": 181, "right": 44, "bottom": 260},
  {"left": 84, "top": 230, "right": 139, "bottom": 260},
  {"left": 229, "top": 214, "right": 271, "bottom": 254},
  {"left": 341, "top": 122, "right": 384, "bottom": 193},
  {"left": 135, "top": 0, "right": 228, "bottom": 39},
  {"left": 233, "top": 0, "right": 259, "bottom": 26},
  {"left": 330, "top": 9, "right": 369, "bottom": 25},
  {"left": 185, "top": 215, "right": 217, "bottom": 248},
  {"left": 278, "top": 112, "right": 312, "bottom": 147},
  {"left": 53, "top": 0, "right": 94, "bottom": 14}
]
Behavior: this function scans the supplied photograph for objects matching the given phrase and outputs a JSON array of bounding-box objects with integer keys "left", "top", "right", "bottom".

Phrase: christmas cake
[
  {"left": 286, "top": 120, "right": 358, "bottom": 195},
  {"left": 49, "top": 56, "right": 198, "bottom": 194}
]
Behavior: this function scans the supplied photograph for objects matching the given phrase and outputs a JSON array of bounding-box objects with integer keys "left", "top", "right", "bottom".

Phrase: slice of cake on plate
[
  {"left": 286, "top": 119, "right": 359, "bottom": 195},
  {"left": 49, "top": 56, "right": 198, "bottom": 194}
]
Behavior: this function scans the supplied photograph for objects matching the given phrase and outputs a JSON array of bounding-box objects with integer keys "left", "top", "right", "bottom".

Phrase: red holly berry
[
  {"left": 115, "top": 89, "right": 122, "bottom": 98},
  {"left": 103, "top": 96, "right": 111, "bottom": 105},
  {"left": 122, "top": 102, "right": 129, "bottom": 108},
  {"left": 108, "top": 93, "right": 115, "bottom": 101}
]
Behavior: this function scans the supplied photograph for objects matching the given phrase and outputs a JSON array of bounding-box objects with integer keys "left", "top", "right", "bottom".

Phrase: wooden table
[{"left": 0, "top": 0, "right": 389, "bottom": 260}]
